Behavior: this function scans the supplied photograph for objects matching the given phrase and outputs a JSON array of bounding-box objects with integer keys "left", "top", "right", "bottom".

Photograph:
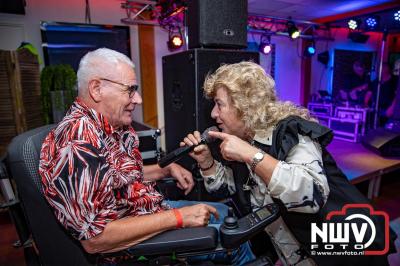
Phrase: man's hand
[
  {"left": 179, "top": 204, "right": 219, "bottom": 227},
  {"left": 208, "top": 131, "right": 258, "bottom": 163},
  {"left": 166, "top": 163, "right": 195, "bottom": 195}
]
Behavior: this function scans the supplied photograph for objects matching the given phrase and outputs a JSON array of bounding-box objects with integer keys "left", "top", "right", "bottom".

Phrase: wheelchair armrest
[{"left": 127, "top": 227, "right": 218, "bottom": 256}]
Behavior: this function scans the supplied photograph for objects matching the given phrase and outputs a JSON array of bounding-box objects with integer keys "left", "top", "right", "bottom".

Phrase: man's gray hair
[{"left": 77, "top": 48, "right": 135, "bottom": 95}]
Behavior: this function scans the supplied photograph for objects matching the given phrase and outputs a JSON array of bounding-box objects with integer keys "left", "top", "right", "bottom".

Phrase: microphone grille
[{"left": 202, "top": 126, "right": 219, "bottom": 143}]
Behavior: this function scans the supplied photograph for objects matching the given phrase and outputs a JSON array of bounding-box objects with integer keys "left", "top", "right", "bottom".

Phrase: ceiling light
[
  {"left": 304, "top": 40, "right": 316, "bottom": 57},
  {"left": 365, "top": 16, "right": 379, "bottom": 30},
  {"left": 259, "top": 34, "right": 272, "bottom": 55},
  {"left": 167, "top": 27, "right": 183, "bottom": 51},
  {"left": 348, "top": 19, "right": 359, "bottom": 30},
  {"left": 395, "top": 10, "right": 400, "bottom": 21},
  {"left": 287, "top": 21, "right": 300, "bottom": 39}
]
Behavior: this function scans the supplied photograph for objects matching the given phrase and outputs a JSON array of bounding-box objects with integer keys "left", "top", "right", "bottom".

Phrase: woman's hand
[
  {"left": 180, "top": 131, "right": 214, "bottom": 169},
  {"left": 207, "top": 131, "right": 258, "bottom": 163}
]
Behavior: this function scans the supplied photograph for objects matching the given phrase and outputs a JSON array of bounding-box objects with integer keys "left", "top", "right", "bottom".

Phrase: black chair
[{"left": 6, "top": 125, "right": 220, "bottom": 265}]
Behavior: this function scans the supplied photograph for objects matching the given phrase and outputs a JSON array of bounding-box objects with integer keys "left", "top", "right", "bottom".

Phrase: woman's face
[{"left": 211, "top": 87, "right": 247, "bottom": 139}]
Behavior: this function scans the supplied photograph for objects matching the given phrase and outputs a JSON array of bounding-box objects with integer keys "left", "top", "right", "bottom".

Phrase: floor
[
  {"left": 0, "top": 209, "right": 25, "bottom": 266},
  {"left": 0, "top": 173, "right": 399, "bottom": 266}
]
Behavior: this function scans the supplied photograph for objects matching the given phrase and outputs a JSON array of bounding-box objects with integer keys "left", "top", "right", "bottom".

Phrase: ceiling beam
[{"left": 313, "top": 2, "right": 400, "bottom": 23}]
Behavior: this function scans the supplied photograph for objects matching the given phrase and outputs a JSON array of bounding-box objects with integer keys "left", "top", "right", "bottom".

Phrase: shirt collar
[
  {"left": 74, "top": 98, "right": 116, "bottom": 135},
  {"left": 253, "top": 127, "right": 274, "bottom": 146}
]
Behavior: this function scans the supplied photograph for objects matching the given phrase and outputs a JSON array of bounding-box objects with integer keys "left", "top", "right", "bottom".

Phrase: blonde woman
[{"left": 181, "top": 61, "right": 395, "bottom": 266}]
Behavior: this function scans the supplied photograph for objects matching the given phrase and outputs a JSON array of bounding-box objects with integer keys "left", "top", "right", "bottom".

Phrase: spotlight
[
  {"left": 395, "top": 10, "right": 400, "bottom": 21},
  {"left": 287, "top": 21, "right": 300, "bottom": 39},
  {"left": 365, "top": 16, "right": 379, "bottom": 30},
  {"left": 366, "top": 17, "right": 376, "bottom": 28},
  {"left": 348, "top": 19, "right": 360, "bottom": 30},
  {"left": 259, "top": 34, "right": 272, "bottom": 55},
  {"left": 304, "top": 40, "right": 316, "bottom": 57},
  {"left": 167, "top": 27, "right": 183, "bottom": 51}
]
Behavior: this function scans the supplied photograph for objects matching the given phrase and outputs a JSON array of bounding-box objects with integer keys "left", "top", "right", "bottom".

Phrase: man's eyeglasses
[{"left": 99, "top": 78, "right": 139, "bottom": 98}]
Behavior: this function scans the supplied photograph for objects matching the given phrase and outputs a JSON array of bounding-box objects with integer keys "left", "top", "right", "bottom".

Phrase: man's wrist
[
  {"left": 158, "top": 163, "right": 171, "bottom": 178},
  {"left": 173, "top": 209, "right": 184, "bottom": 228}
]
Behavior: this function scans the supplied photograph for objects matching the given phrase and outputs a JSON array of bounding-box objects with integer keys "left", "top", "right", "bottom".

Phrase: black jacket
[{"left": 213, "top": 116, "right": 396, "bottom": 266}]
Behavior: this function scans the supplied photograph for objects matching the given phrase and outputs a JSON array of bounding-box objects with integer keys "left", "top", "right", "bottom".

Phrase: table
[{"left": 327, "top": 139, "right": 400, "bottom": 199}]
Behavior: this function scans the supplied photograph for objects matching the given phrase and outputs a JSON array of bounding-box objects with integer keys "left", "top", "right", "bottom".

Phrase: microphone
[{"left": 158, "top": 126, "right": 218, "bottom": 168}]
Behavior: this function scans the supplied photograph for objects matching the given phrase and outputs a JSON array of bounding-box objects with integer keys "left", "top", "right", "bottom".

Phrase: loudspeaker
[
  {"left": 187, "top": 0, "right": 248, "bottom": 49},
  {"left": 361, "top": 128, "right": 400, "bottom": 157},
  {"left": 162, "top": 49, "right": 259, "bottom": 154},
  {"left": 348, "top": 32, "right": 370, "bottom": 43},
  {"left": 0, "top": 0, "right": 25, "bottom": 14},
  {"left": 317, "top": 51, "right": 329, "bottom": 66}
]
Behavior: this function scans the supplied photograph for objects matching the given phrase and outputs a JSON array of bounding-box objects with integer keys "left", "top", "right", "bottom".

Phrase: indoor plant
[{"left": 40, "top": 64, "right": 77, "bottom": 124}]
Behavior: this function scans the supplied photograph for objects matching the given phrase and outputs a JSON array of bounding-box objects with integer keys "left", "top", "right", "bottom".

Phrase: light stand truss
[{"left": 120, "top": 0, "right": 159, "bottom": 26}]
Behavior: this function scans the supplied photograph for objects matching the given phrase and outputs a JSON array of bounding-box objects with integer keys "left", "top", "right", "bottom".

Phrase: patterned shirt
[{"left": 39, "top": 99, "right": 165, "bottom": 241}]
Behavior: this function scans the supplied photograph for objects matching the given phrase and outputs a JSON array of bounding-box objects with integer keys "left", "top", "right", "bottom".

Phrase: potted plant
[{"left": 40, "top": 64, "right": 77, "bottom": 124}]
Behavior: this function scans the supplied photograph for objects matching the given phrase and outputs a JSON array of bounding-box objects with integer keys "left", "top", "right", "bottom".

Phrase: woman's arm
[
  {"left": 265, "top": 135, "right": 330, "bottom": 213},
  {"left": 181, "top": 131, "right": 235, "bottom": 196}
]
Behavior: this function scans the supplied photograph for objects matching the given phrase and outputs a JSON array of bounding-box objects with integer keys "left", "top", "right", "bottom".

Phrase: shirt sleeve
[
  {"left": 41, "top": 140, "right": 117, "bottom": 240},
  {"left": 201, "top": 161, "right": 236, "bottom": 197},
  {"left": 267, "top": 135, "right": 330, "bottom": 213}
]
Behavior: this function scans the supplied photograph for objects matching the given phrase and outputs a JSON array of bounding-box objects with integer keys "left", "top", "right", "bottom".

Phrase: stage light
[
  {"left": 287, "top": 21, "right": 300, "bottom": 39},
  {"left": 167, "top": 27, "right": 183, "bottom": 51},
  {"left": 395, "top": 10, "right": 400, "bottom": 21},
  {"left": 259, "top": 34, "right": 272, "bottom": 55},
  {"left": 366, "top": 17, "right": 376, "bottom": 27},
  {"left": 348, "top": 19, "right": 359, "bottom": 30},
  {"left": 304, "top": 40, "right": 316, "bottom": 57},
  {"left": 365, "top": 16, "right": 379, "bottom": 30}
]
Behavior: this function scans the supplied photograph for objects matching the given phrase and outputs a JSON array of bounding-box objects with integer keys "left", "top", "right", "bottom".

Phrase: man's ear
[{"left": 88, "top": 79, "right": 102, "bottom": 102}]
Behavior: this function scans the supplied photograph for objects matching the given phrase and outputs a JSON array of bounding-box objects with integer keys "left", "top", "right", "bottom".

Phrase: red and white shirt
[{"left": 39, "top": 99, "right": 164, "bottom": 240}]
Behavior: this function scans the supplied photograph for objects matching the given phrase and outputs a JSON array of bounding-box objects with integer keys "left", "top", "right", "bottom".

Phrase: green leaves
[{"left": 40, "top": 64, "right": 77, "bottom": 124}]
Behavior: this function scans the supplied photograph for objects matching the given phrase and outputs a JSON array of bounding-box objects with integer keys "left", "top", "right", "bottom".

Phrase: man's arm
[
  {"left": 143, "top": 164, "right": 169, "bottom": 181},
  {"left": 143, "top": 163, "right": 195, "bottom": 195},
  {"left": 81, "top": 204, "right": 218, "bottom": 254}
]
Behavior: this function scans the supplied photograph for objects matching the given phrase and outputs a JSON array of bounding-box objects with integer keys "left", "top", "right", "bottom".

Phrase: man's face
[
  {"left": 98, "top": 63, "right": 142, "bottom": 128},
  {"left": 211, "top": 87, "right": 246, "bottom": 138},
  {"left": 353, "top": 63, "right": 365, "bottom": 77}
]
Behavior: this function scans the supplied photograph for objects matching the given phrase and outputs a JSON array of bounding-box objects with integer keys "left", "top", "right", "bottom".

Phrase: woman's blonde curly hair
[{"left": 203, "top": 61, "right": 316, "bottom": 132}]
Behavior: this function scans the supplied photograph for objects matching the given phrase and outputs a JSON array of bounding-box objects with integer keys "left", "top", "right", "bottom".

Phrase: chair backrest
[{"left": 7, "top": 124, "right": 96, "bottom": 266}]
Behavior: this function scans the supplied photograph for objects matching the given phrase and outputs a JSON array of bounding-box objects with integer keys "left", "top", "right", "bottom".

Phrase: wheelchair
[{"left": 2, "top": 124, "right": 278, "bottom": 265}]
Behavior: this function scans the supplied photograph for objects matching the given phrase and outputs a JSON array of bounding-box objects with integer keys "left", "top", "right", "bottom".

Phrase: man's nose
[{"left": 132, "top": 92, "right": 142, "bottom": 104}]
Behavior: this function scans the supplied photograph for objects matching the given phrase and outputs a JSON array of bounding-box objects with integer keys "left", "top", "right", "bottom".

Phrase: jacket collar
[{"left": 253, "top": 127, "right": 274, "bottom": 146}]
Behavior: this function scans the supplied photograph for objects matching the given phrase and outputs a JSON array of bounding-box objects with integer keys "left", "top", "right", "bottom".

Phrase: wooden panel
[
  {"left": 138, "top": 25, "right": 158, "bottom": 128},
  {"left": 6, "top": 51, "right": 26, "bottom": 133},
  {"left": 0, "top": 51, "right": 19, "bottom": 155},
  {"left": 0, "top": 49, "right": 43, "bottom": 155},
  {"left": 17, "top": 49, "right": 43, "bottom": 130}
]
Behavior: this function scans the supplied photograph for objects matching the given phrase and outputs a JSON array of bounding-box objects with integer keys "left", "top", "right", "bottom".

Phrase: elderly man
[{"left": 38, "top": 48, "right": 255, "bottom": 264}]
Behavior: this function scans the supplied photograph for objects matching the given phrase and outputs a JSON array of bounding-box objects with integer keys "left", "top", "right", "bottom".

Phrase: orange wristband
[{"left": 173, "top": 209, "right": 183, "bottom": 229}]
